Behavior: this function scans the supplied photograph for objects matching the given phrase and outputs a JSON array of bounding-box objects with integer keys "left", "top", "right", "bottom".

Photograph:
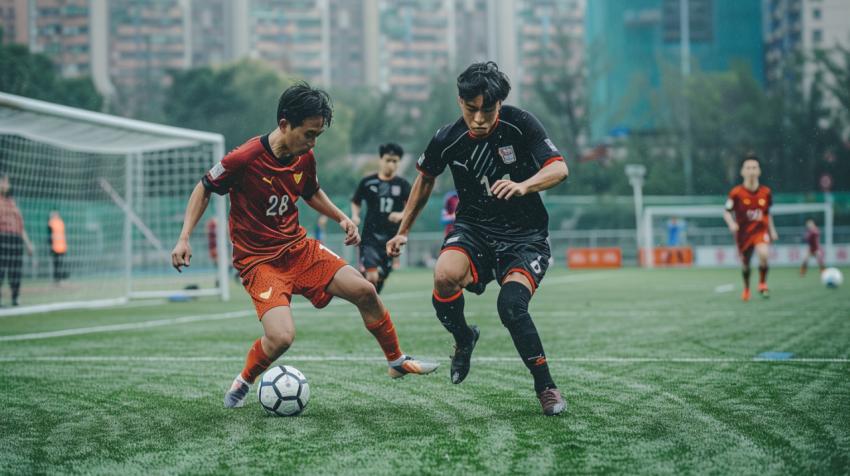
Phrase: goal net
[
  {"left": 641, "top": 203, "right": 835, "bottom": 268},
  {"left": 0, "top": 93, "right": 229, "bottom": 316}
]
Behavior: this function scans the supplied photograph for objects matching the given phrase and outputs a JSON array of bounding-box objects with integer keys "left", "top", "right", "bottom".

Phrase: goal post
[
  {"left": 642, "top": 203, "right": 834, "bottom": 269},
  {"left": 0, "top": 92, "right": 229, "bottom": 316}
]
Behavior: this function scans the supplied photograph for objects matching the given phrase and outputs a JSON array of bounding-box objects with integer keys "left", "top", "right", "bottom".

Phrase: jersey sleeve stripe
[
  {"left": 542, "top": 157, "right": 564, "bottom": 168},
  {"left": 415, "top": 163, "right": 434, "bottom": 177}
]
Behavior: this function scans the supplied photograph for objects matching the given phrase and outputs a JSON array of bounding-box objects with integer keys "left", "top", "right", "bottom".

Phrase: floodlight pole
[
  {"left": 680, "top": 0, "right": 694, "bottom": 195},
  {"left": 626, "top": 164, "right": 647, "bottom": 264}
]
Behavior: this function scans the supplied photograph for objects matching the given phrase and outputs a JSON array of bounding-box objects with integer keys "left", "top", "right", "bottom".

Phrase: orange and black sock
[
  {"left": 240, "top": 337, "right": 272, "bottom": 384},
  {"left": 759, "top": 265, "right": 768, "bottom": 284},
  {"left": 432, "top": 290, "right": 474, "bottom": 347},
  {"left": 742, "top": 268, "right": 751, "bottom": 289},
  {"left": 365, "top": 311, "right": 403, "bottom": 362},
  {"left": 498, "top": 282, "right": 555, "bottom": 394}
]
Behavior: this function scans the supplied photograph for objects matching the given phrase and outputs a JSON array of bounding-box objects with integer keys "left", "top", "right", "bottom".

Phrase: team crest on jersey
[
  {"left": 498, "top": 146, "right": 516, "bottom": 164},
  {"left": 743, "top": 199, "right": 751, "bottom": 205},
  {"left": 391, "top": 185, "right": 401, "bottom": 196},
  {"left": 293, "top": 172, "right": 303, "bottom": 184},
  {"left": 758, "top": 198, "right": 766, "bottom": 206}
]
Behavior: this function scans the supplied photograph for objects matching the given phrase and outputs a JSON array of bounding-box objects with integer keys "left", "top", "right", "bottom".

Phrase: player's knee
[
  {"left": 352, "top": 279, "right": 380, "bottom": 309},
  {"left": 434, "top": 272, "right": 459, "bottom": 297},
  {"left": 266, "top": 330, "right": 295, "bottom": 355},
  {"left": 497, "top": 282, "right": 532, "bottom": 331}
]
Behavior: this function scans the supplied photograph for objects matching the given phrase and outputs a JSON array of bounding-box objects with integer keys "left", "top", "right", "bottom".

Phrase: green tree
[{"left": 0, "top": 29, "right": 102, "bottom": 111}]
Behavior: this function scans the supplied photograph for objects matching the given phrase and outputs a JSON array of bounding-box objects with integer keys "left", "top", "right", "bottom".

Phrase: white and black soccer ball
[
  {"left": 821, "top": 268, "right": 844, "bottom": 288},
  {"left": 257, "top": 365, "right": 310, "bottom": 416}
]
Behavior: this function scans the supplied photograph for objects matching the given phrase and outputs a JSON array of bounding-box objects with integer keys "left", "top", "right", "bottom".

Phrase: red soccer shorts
[
  {"left": 737, "top": 229, "right": 770, "bottom": 256},
  {"left": 241, "top": 238, "right": 348, "bottom": 319}
]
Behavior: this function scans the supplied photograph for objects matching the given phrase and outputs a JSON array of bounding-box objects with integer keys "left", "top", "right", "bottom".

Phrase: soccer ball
[
  {"left": 257, "top": 365, "right": 310, "bottom": 416},
  {"left": 821, "top": 268, "right": 843, "bottom": 288}
]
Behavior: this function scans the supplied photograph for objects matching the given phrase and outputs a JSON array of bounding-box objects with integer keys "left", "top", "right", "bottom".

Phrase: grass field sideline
[{"left": 0, "top": 268, "right": 848, "bottom": 475}]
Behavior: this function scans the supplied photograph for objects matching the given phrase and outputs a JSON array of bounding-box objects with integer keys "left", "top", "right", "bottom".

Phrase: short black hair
[
  {"left": 740, "top": 152, "right": 761, "bottom": 169},
  {"left": 276, "top": 81, "right": 333, "bottom": 129},
  {"left": 457, "top": 61, "right": 511, "bottom": 108},
  {"left": 379, "top": 142, "right": 404, "bottom": 158}
]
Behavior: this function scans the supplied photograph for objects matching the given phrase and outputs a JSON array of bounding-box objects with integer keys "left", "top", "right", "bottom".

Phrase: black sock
[
  {"left": 498, "top": 282, "right": 556, "bottom": 394},
  {"left": 742, "top": 268, "right": 751, "bottom": 289},
  {"left": 432, "top": 290, "right": 474, "bottom": 347},
  {"left": 375, "top": 280, "right": 384, "bottom": 294}
]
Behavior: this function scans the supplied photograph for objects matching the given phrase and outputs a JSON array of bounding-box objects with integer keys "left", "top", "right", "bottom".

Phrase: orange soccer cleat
[
  {"left": 741, "top": 288, "right": 751, "bottom": 301},
  {"left": 758, "top": 283, "right": 769, "bottom": 298}
]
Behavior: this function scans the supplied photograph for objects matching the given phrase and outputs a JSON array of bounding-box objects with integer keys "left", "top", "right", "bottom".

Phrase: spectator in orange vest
[
  {"left": 0, "top": 174, "right": 34, "bottom": 306},
  {"left": 48, "top": 209, "right": 67, "bottom": 285}
]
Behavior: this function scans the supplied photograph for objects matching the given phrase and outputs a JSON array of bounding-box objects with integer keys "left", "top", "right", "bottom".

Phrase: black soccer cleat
[{"left": 449, "top": 325, "right": 480, "bottom": 384}]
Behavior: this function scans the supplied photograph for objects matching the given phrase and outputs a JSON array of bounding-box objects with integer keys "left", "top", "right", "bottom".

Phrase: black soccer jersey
[
  {"left": 416, "top": 105, "right": 563, "bottom": 240},
  {"left": 351, "top": 174, "right": 411, "bottom": 245}
]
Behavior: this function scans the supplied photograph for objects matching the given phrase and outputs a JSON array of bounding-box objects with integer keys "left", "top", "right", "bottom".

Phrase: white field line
[
  {"left": 0, "top": 356, "right": 847, "bottom": 363},
  {"left": 0, "top": 274, "right": 609, "bottom": 343},
  {"left": 714, "top": 284, "right": 735, "bottom": 293}
]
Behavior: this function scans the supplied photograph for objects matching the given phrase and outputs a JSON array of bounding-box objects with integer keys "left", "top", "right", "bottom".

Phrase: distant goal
[{"left": 641, "top": 203, "right": 834, "bottom": 269}]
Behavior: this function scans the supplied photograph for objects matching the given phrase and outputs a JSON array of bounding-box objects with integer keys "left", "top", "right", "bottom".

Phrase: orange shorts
[
  {"left": 737, "top": 230, "right": 770, "bottom": 255},
  {"left": 241, "top": 238, "right": 348, "bottom": 319}
]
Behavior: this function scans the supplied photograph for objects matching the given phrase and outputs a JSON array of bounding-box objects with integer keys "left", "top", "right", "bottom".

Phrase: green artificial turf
[{"left": 0, "top": 267, "right": 848, "bottom": 475}]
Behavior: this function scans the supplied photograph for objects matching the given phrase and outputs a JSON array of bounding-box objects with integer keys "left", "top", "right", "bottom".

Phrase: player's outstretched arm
[
  {"left": 491, "top": 160, "right": 568, "bottom": 200},
  {"left": 723, "top": 210, "right": 739, "bottom": 233},
  {"left": 387, "top": 172, "right": 435, "bottom": 257},
  {"left": 172, "top": 181, "right": 212, "bottom": 272},
  {"left": 305, "top": 189, "right": 360, "bottom": 246}
]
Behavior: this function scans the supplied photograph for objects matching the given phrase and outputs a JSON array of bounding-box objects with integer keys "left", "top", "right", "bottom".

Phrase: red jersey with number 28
[
  {"left": 726, "top": 185, "right": 772, "bottom": 245},
  {"left": 202, "top": 135, "right": 319, "bottom": 276}
]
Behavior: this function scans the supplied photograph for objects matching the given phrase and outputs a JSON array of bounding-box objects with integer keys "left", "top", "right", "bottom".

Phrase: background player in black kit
[
  {"left": 351, "top": 143, "right": 411, "bottom": 294},
  {"left": 387, "top": 62, "right": 570, "bottom": 416}
]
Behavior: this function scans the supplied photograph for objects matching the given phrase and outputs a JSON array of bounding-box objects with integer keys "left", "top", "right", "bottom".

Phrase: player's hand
[
  {"left": 386, "top": 234, "right": 408, "bottom": 257},
  {"left": 491, "top": 179, "right": 528, "bottom": 200},
  {"left": 339, "top": 218, "right": 360, "bottom": 246},
  {"left": 728, "top": 222, "right": 739, "bottom": 234},
  {"left": 770, "top": 230, "right": 779, "bottom": 242},
  {"left": 172, "top": 239, "right": 192, "bottom": 272},
  {"left": 25, "top": 243, "right": 33, "bottom": 255},
  {"left": 351, "top": 215, "right": 361, "bottom": 227},
  {"left": 387, "top": 212, "right": 403, "bottom": 223}
]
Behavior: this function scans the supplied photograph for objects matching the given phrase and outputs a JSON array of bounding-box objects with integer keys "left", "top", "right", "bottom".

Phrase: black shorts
[
  {"left": 440, "top": 224, "right": 550, "bottom": 295},
  {"left": 359, "top": 241, "right": 394, "bottom": 279}
]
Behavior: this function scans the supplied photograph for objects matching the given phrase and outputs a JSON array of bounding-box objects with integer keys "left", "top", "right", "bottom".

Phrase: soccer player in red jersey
[
  {"left": 171, "top": 83, "right": 437, "bottom": 409},
  {"left": 799, "top": 219, "right": 825, "bottom": 275},
  {"left": 723, "top": 155, "right": 779, "bottom": 301}
]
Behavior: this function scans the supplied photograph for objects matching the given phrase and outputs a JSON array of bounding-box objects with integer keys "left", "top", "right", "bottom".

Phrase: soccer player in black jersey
[
  {"left": 351, "top": 143, "right": 411, "bottom": 294},
  {"left": 387, "top": 62, "right": 569, "bottom": 416}
]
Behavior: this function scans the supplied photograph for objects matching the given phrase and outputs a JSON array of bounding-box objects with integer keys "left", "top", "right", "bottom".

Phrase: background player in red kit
[
  {"left": 799, "top": 219, "right": 825, "bottom": 275},
  {"left": 723, "top": 155, "right": 779, "bottom": 301},
  {"left": 171, "top": 83, "right": 437, "bottom": 409}
]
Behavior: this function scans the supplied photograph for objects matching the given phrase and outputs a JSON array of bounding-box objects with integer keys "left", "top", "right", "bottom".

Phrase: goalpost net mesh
[{"left": 0, "top": 93, "right": 228, "bottom": 316}]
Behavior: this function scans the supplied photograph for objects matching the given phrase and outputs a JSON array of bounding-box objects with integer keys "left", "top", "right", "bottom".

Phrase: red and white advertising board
[
  {"left": 567, "top": 248, "right": 622, "bottom": 269},
  {"left": 694, "top": 244, "right": 850, "bottom": 268}
]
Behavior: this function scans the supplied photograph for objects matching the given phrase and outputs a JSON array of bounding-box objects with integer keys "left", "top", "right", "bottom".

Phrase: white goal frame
[
  {"left": 0, "top": 92, "right": 230, "bottom": 316},
  {"left": 642, "top": 203, "right": 834, "bottom": 269}
]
